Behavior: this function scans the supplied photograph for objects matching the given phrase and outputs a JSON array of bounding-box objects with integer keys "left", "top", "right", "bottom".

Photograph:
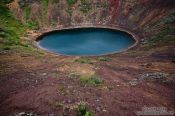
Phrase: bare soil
[{"left": 0, "top": 45, "right": 175, "bottom": 116}]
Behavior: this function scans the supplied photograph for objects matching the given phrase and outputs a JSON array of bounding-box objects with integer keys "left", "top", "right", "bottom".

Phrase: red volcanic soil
[
  {"left": 0, "top": 45, "right": 175, "bottom": 116},
  {"left": 109, "top": 0, "right": 120, "bottom": 23}
]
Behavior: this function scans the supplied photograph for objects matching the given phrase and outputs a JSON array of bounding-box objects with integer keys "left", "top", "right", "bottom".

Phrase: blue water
[{"left": 38, "top": 28, "right": 135, "bottom": 56}]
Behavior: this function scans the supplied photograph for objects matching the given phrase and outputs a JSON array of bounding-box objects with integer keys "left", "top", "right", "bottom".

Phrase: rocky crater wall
[{"left": 8, "top": 0, "right": 175, "bottom": 40}]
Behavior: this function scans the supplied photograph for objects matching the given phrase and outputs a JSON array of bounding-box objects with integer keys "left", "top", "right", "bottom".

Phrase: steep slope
[{"left": 7, "top": 0, "right": 175, "bottom": 46}]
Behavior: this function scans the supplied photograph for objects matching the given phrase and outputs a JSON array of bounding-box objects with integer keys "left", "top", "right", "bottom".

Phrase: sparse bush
[
  {"left": 66, "top": 7, "right": 73, "bottom": 16},
  {"left": 0, "top": 0, "right": 13, "bottom": 5},
  {"left": 74, "top": 58, "right": 93, "bottom": 64},
  {"left": 67, "top": 0, "right": 77, "bottom": 6},
  {"left": 23, "top": 6, "right": 31, "bottom": 21},
  {"left": 146, "top": 27, "right": 175, "bottom": 48},
  {"left": 98, "top": 57, "right": 111, "bottom": 62},
  {"left": 0, "top": 5, "right": 25, "bottom": 47},
  {"left": 26, "top": 21, "right": 39, "bottom": 29},
  {"left": 79, "top": 0, "right": 91, "bottom": 13},
  {"left": 52, "top": 0, "right": 60, "bottom": 4},
  {"left": 80, "top": 75, "right": 103, "bottom": 86},
  {"left": 42, "top": 0, "right": 49, "bottom": 8},
  {"left": 3, "top": 46, "right": 11, "bottom": 50},
  {"left": 77, "top": 104, "right": 93, "bottom": 116}
]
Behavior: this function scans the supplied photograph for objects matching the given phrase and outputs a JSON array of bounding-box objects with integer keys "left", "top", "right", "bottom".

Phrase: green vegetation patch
[
  {"left": 80, "top": 75, "right": 104, "bottom": 86},
  {"left": 66, "top": 7, "right": 73, "bottom": 16},
  {"left": 67, "top": 0, "right": 77, "bottom": 6},
  {"left": 77, "top": 104, "right": 93, "bottom": 116},
  {"left": 143, "top": 10, "right": 175, "bottom": 49},
  {"left": 70, "top": 72, "right": 104, "bottom": 86},
  {"left": 22, "top": 5, "right": 39, "bottom": 29},
  {"left": 97, "top": 57, "right": 112, "bottom": 62},
  {"left": 74, "top": 57, "right": 93, "bottom": 64},
  {"left": 0, "top": 0, "right": 13, "bottom": 5},
  {"left": 147, "top": 27, "right": 175, "bottom": 48},
  {"left": 23, "top": 6, "right": 31, "bottom": 21},
  {"left": 0, "top": 5, "right": 26, "bottom": 47},
  {"left": 80, "top": 0, "right": 91, "bottom": 13},
  {"left": 42, "top": 0, "right": 49, "bottom": 8}
]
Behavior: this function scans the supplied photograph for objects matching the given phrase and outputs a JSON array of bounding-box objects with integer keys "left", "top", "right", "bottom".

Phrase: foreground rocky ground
[{"left": 0, "top": 44, "right": 174, "bottom": 116}]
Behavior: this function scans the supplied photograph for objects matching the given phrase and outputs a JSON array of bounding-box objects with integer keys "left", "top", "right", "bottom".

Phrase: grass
[
  {"left": 70, "top": 72, "right": 103, "bottom": 86},
  {"left": 80, "top": 0, "right": 91, "bottom": 13},
  {"left": 26, "top": 21, "right": 39, "bottom": 30},
  {"left": 55, "top": 101, "right": 94, "bottom": 116},
  {"left": 143, "top": 10, "right": 175, "bottom": 49},
  {"left": 0, "top": 5, "right": 45, "bottom": 58},
  {"left": 41, "top": 0, "right": 49, "bottom": 25},
  {"left": 69, "top": 71, "right": 103, "bottom": 86},
  {"left": 0, "top": 0, "right": 13, "bottom": 5},
  {"left": 66, "top": 7, "right": 73, "bottom": 16},
  {"left": 0, "top": 5, "right": 43, "bottom": 55},
  {"left": 0, "top": 4, "right": 26, "bottom": 50},
  {"left": 69, "top": 72, "right": 81, "bottom": 78},
  {"left": 77, "top": 104, "right": 93, "bottom": 116},
  {"left": 67, "top": 0, "right": 77, "bottom": 6},
  {"left": 74, "top": 58, "right": 93, "bottom": 64},
  {"left": 97, "top": 57, "right": 112, "bottom": 62},
  {"left": 1, "top": 46, "right": 11, "bottom": 50},
  {"left": 42, "top": 0, "right": 49, "bottom": 9},
  {"left": 23, "top": 6, "right": 31, "bottom": 21},
  {"left": 145, "top": 27, "right": 175, "bottom": 48},
  {"left": 80, "top": 75, "right": 103, "bottom": 86},
  {"left": 23, "top": 5, "right": 39, "bottom": 29}
]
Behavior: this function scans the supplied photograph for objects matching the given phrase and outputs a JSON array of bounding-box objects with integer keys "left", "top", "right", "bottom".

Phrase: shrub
[
  {"left": 26, "top": 21, "right": 39, "bottom": 29},
  {"left": 3, "top": 46, "right": 11, "bottom": 50},
  {"left": 0, "top": 0, "right": 13, "bottom": 5},
  {"left": 98, "top": 57, "right": 111, "bottom": 62},
  {"left": 146, "top": 27, "right": 175, "bottom": 48},
  {"left": 66, "top": 7, "right": 73, "bottom": 16},
  {"left": 74, "top": 58, "right": 93, "bottom": 64},
  {"left": 80, "top": 75, "right": 103, "bottom": 86},
  {"left": 79, "top": 0, "right": 91, "bottom": 13},
  {"left": 0, "top": 5, "right": 25, "bottom": 47},
  {"left": 67, "top": 0, "right": 77, "bottom": 5},
  {"left": 77, "top": 104, "right": 93, "bottom": 116}
]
